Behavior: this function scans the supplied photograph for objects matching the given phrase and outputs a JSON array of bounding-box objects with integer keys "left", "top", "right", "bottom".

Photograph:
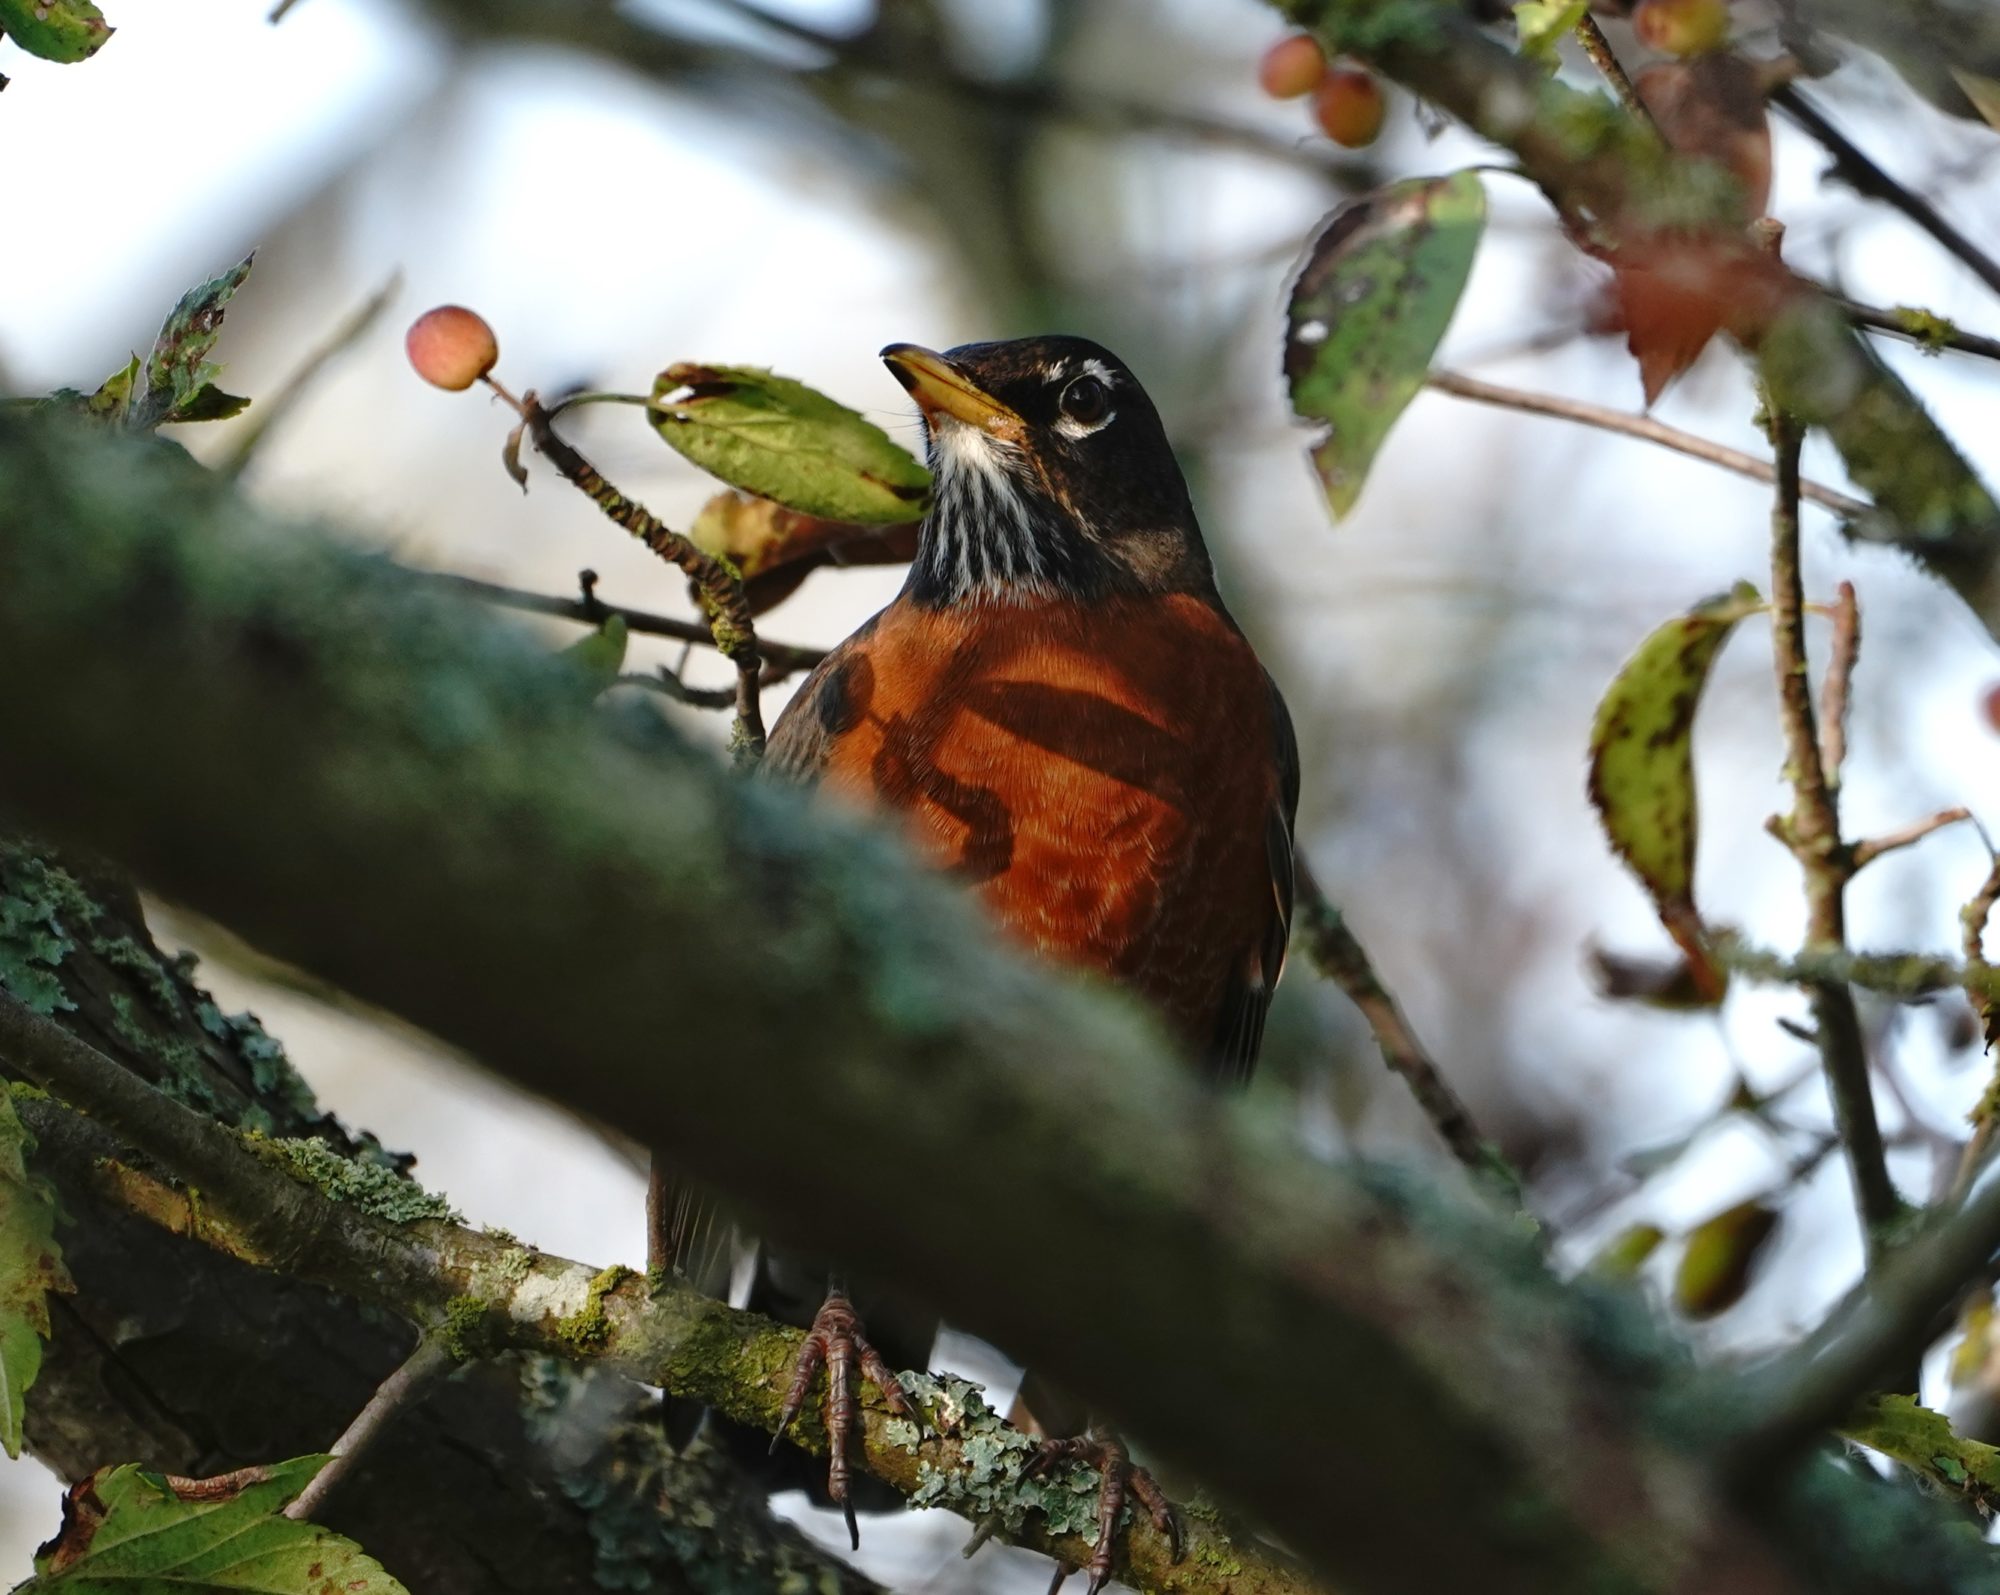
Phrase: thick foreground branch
[
  {"left": 0, "top": 413, "right": 1994, "bottom": 1594},
  {"left": 0, "top": 1004, "right": 1299, "bottom": 1595}
]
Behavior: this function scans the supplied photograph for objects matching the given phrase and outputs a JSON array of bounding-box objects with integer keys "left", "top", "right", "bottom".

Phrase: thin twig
[
  {"left": 1571, "top": 13, "right": 1658, "bottom": 135},
  {"left": 1424, "top": 369, "right": 1874, "bottom": 520},
  {"left": 415, "top": 569, "right": 826, "bottom": 683},
  {"left": 1816, "top": 580, "right": 1858, "bottom": 790},
  {"left": 219, "top": 274, "right": 402, "bottom": 479},
  {"left": 1717, "top": 1162, "right": 2000, "bottom": 1493},
  {"left": 1294, "top": 861, "right": 1523, "bottom": 1202},
  {"left": 1839, "top": 298, "right": 2000, "bottom": 364},
  {"left": 1952, "top": 849, "right": 2000, "bottom": 1199},
  {"left": 1773, "top": 84, "right": 2000, "bottom": 301},
  {"left": 483, "top": 378, "right": 768, "bottom": 760},
  {"left": 1764, "top": 399, "right": 1899, "bottom": 1261},
  {"left": 284, "top": 1334, "right": 454, "bottom": 1521},
  {"left": 1850, "top": 808, "right": 1973, "bottom": 871},
  {"left": 1713, "top": 935, "right": 2000, "bottom": 1003}
]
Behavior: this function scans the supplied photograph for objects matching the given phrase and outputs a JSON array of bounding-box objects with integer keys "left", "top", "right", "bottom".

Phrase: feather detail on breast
[{"left": 766, "top": 591, "right": 1296, "bottom": 1081}]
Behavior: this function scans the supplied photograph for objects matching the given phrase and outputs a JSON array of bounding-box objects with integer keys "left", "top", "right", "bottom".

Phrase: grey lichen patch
[
  {"left": 259, "top": 1133, "right": 460, "bottom": 1223},
  {"left": 900, "top": 1372, "right": 1112, "bottom": 1540},
  {"left": 0, "top": 848, "right": 88, "bottom": 1016}
]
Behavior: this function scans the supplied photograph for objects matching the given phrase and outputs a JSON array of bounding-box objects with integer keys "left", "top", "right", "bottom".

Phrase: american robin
[{"left": 667, "top": 334, "right": 1298, "bottom": 1590}]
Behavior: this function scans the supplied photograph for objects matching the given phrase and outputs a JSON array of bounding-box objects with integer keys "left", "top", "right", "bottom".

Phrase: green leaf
[
  {"left": 132, "top": 257, "right": 255, "bottom": 432},
  {"left": 1285, "top": 172, "right": 1486, "bottom": 519},
  {"left": 0, "top": 1089, "right": 73, "bottom": 1459},
  {"left": 648, "top": 363, "right": 931, "bottom": 525},
  {"left": 0, "top": 0, "right": 112, "bottom": 62},
  {"left": 1513, "top": 0, "right": 1586, "bottom": 67},
  {"left": 159, "top": 384, "right": 251, "bottom": 426},
  {"left": 1588, "top": 1222, "right": 1666, "bottom": 1279},
  {"left": 560, "top": 613, "right": 628, "bottom": 700},
  {"left": 1586, "top": 582, "right": 1763, "bottom": 1002},
  {"left": 1673, "top": 1198, "right": 1779, "bottom": 1319},
  {"left": 1842, "top": 1395, "right": 2000, "bottom": 1510},
  {"left": 22, "top": 1455, "right": 410, "bottom": 1592}
]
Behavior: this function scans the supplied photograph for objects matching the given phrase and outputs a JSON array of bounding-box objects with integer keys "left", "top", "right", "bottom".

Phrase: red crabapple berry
[
  {"left": 1258, "top": 34, "right": 1326, "bottom": 100},
  {"left": 1312, "top": 66, "right": 1385, "bottom": 148},
  {"left": 406, "top": 305, "right": 500, "bottom": 392},
  {"left": 1633, "top": 0, "right": 1731, "bottom": 57}
]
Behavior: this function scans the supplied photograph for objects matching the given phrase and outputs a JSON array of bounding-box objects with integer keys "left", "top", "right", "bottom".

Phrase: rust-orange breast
[{"left": 784, "top": 591, "right": 1281, "bottom": 1046}]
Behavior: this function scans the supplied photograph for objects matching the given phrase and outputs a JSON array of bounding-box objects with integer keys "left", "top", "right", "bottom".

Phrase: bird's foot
[
  {"left": 1024, "top": 1429, "right": 1182, "bottom": 1595},
  {"left": 771, "top": 1287, "right": 922, "bottom": 1549}
]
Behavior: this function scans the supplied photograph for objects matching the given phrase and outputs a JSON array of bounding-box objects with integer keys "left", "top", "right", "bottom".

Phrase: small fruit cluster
[{"left": 1257, "top": 33, "right": 1385, "bottom": 149}]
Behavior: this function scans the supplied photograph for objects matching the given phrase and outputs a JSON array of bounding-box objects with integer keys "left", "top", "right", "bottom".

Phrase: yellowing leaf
[
  {"left": 1587, "top": 582, "right": 1764, "bottom": 1002},
  {"left": 688, "top": 490, "right": 920, "bottom": 614},
  {"left": 1513, "top": 0, "right": 1586, "bottom": 67},
  {"left": 0, "top": 0, "right": 111, "bottom": 62},
  {"left": 1674, "top": 1198, "right": 1779, "bottom": 1319},
  {"left": 1589, "top": 1222, "right": 1666, "bottom": 1279},
  {"left": 22, "top": 1455, "right": 409, "bottom": 1593},
  {"left": 649, "top": 364, "right": 931, "bottom": 525},
  {"left": 0, "top": 1089, "right": 72, "bottom": 1459},
  {"left": 1286, "top": 172, "right": 1486, "bottom": 519}
]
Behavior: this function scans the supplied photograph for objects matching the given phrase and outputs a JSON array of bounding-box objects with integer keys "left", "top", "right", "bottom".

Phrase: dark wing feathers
[{"left": 1203, "top": 672, "right": 1300, "bottom": 1087}]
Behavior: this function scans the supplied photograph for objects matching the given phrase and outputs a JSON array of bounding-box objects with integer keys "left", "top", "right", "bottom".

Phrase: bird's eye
[{"left": 1058, "top": 374, "right": 1112, "bottom": 426}]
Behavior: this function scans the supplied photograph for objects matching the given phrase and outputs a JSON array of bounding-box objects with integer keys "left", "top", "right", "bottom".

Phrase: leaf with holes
[
  {"left": 0, "top": 0, "right": 112, "bottom": 61},
  {"left": 0, "top": 1089, "right": 72, "bottom": 1459},
  {"left": 649, "top": 364, "right": 931, "bottom": 525},
  {"left": 1286, "top": 171, "right": 1485, "bottom": 519},
  {"left": 131, "top": 256, "right": 255, "bottom": 431},
  {"left": 1587, "top": 582, "right": 1764, "bottom": 1004},
  {"left": 1846, "top": 1394, "right": 2000, "bottom": 1509},
  {"left": 20, "top": 1455, "right": 409, "bottom": 1593}
]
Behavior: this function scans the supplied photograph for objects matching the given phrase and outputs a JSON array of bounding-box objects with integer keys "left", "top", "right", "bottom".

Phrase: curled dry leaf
[
  {"left": 689, "top": 490, "right": 919, "bottom": 615},
  {"left": 649, "top": 364, "right": 931, "bottom": 526},
  {"left": 502, "top": 418, "right": 529, "bottom": 494},
  {"left": 1609, "top": 233, "right": 1797, "bottom": 406},
  {"left": 1674, "top": 1198, "right": 1781, "bottom": 1319},
  {"left": 1587, "top": 944, "right": 1726, "bottom": 1009},
  {"left": 1587, "top": 581, "right": 1765, "bottom": 1004},
  {"left": 1286, "top": 171, "right": 1486, "bottom": 519}
]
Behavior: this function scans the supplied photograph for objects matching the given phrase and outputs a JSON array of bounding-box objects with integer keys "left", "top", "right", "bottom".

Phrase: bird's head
[{"left": 881, "top": 336, "right": 1213, "bottom": 607}]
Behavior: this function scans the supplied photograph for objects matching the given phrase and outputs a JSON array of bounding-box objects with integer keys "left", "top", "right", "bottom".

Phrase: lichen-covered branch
[
  {"left": 5, "top": 412, "right": 2000, "bottom": 1594},
  {"left": 2, "top": 1042, "right": 1306, "bottom": 1595}
]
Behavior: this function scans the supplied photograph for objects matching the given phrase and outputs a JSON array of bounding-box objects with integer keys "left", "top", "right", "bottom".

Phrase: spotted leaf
[
  {"left": 1286, "top": 171, "right": 1485, "bottom": 519},
  {"left": 1587, "top": 582, "right": 1764, "bottom": 1003},
  {"left": 0, "top": 1089, "right": 71, "bottom": 1459},
  {"left": 0, "top": 0, "right": 112, "bottom": 62},
  {"left": 19, "top": 1455, "right": 409, "bottom": 1593}
]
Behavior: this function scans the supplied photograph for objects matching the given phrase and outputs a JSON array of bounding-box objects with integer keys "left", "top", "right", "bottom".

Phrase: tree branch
[
  {"left": 0, "top": 1026, "right": 1304, "bottom": 1595},
  {"left": 1424, "top": 369, "right": 1874, "bottom": 521},
  {"left": 1763, "top": 406, "right": 1898, "bottom": 1258},
  {"left": 0, "top": 408, "right": 1939, "bottom": 1595}
]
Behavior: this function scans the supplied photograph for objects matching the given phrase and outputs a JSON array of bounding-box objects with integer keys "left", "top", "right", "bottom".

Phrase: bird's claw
[
  {"left": 771, "top": 1287, "right": 921, "bottom": 1550},
  {"left": 1024, "top": 1430, "right": 1182, "bottom": 1594}
]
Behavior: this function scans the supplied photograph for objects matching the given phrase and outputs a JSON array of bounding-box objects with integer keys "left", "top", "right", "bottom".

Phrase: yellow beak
[{"left": 880, "top": 343, "right": 1023, "bottom": 440}]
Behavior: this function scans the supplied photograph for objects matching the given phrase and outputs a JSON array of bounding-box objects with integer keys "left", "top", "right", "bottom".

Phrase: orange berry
[
  {"left": 1633, "top": 0, "right": 1731, "bottom": 56},
  {"left": 406, "top": 305, "right": 499, "bottom": 392},
  {"left": 1982, "top": 681, "right": 2000, "bottom": 733},
  {"left": 1258, "top": 34, "right": 1326, "bottom": 100},
  {"left": 1312, "top": 66, "right": 1385, "bottom": 148}
]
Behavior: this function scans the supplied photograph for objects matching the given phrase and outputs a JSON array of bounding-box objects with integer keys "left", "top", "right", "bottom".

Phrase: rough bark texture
[
  {"left": 0, "top": 837, "right": 872, "bottom": 1595},
  {"left": 1, "top": 414, "right": 1998, "bottom": 1594}
]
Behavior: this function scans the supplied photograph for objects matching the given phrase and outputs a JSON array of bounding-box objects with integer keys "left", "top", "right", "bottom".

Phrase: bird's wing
[
  {"left": 656, "top": 621, "right": 878, "bottom": 1290},
  {"left": 1205, "top": 672, "right": 1300, "bottom": 1087}
]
